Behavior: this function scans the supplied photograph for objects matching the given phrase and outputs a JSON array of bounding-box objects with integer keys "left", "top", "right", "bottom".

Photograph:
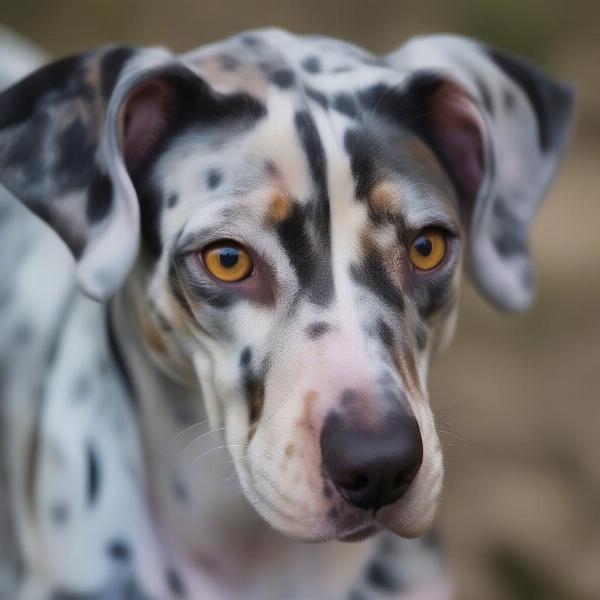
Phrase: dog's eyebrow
[{"left": 171, "top": 228, "right": 216, "bottom": 256}]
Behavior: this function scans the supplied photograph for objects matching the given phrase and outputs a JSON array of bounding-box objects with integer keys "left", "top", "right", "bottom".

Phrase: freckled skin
[{"left": 0, "top": 26, "right": 573, "bottom": 600}]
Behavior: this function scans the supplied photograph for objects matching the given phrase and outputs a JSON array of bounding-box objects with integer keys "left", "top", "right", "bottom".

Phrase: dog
[{"left": 0, "top": 26, "right": 574, "bottom": 599}]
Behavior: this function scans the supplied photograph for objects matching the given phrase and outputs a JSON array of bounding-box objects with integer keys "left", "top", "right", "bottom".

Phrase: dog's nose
[{"left": 320, "top": 411, "right": 423, "bottom": 512}]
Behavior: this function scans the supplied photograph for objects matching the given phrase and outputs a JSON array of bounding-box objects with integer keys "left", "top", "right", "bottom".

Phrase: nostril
[{"left": 343, "top": 473, "right": 368, "bottom": 492}]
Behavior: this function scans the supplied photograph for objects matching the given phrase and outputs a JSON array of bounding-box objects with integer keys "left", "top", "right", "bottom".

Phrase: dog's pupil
[
  {"left": 414, "top": 237, "right": 432, "bottom": 257},
  {"left": 219, "top": 248, "right": 239, "bottom": 269}
]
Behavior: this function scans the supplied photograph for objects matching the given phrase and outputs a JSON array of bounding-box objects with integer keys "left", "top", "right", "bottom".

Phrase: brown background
[{"left": 2, "top": 1, "right": 599, "bottom": 598}]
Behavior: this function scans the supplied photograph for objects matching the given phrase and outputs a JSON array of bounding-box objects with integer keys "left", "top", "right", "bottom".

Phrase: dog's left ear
[{"left": 387, "top": 35, "right": 575, "bottom": 312}]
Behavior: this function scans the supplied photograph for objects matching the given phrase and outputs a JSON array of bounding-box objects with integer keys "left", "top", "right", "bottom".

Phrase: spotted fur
[{"left": 0, "top": 26, "right": 573, "bottom": 600}]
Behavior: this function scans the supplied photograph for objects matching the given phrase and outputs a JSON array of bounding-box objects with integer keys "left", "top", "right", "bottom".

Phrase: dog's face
[{"left": 0, "top": 30, "right": 574, "bottom": 542}]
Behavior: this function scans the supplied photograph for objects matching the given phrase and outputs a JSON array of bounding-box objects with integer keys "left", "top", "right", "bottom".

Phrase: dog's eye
[
  {"left": 202, "top": 241, "right": 253, "bottom": 282},
  {"left": 409, "top": 229, "right": 447, "bottom": 271}
]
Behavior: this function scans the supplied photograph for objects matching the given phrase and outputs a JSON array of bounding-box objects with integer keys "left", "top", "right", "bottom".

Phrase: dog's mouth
[{"left": 336, "top": 523, "right": 379, "bottom": 543}]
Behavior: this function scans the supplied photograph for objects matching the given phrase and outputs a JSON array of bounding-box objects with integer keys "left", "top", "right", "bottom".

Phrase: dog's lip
[{"left": 337, "top": 523, "right": 379, "bottom": 543}]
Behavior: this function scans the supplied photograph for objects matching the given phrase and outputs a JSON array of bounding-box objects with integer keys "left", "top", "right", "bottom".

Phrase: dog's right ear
[{"left": 0, "top": 46, "right": 219, "bottom": 301}]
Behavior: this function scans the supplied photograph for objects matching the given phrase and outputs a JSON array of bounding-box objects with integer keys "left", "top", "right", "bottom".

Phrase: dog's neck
[{"left": 107, "top": 266, "right": 375, "bottom": 595}]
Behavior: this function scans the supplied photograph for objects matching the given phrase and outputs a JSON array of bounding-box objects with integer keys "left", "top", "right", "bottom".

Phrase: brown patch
[
  {"left": 141, "top": 317, "right": 168, "bottom": 355},
  {"left": 284, "top": 443, "right": 296, "bottom": 459},
  {"left": 297, "top": 390, "right": 318, "bottom": 432},
  {"left": 360, "top": 229, "right": 407, "bottom": 292},
  {"left": 247, "top": 380, "right": 265, "bottom": 424},
  {"left": 246, "top": 378, "right": 265, "bottom": 442},
  {"left": 265, "top": 193, "right": 293, "bottom": 225},
  {"left": 392, "top": 343, "right": 421, "bottom": 403},
  {"left": 367, "top": 181, "right": 399, "bottom": 220}
]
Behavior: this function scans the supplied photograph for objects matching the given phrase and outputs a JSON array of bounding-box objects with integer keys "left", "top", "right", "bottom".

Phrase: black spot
[
  {"left": 306, "top": 321, "right": 330, "bottom": 339},
  {"left": 416, "top": 322, "right": 428, "bottom": 351},
  {"left": 341, "top": 389, "right": 358, "bottom": 405},
  {"left": 240, "top": 346, "right": 252, "bottom": 367},
  {"left": 376, "top": 318, "right": 394, "bottom": 349},
  {"left": 206, "top": 169, "right": 223, "bottom": 190},
  {"left": 55, "top": 119, "right": 95, "bottom": 187},
  {"left": 417, "top": 270, "right": 456, "bottom": 319},
  {"left": 107, "top": 540, "right": 131, "bottom": 561},
  {"left": 218, "top": 54, "right": 240, "bottom": 71},
  {"left": 350, "top": 250, "right": 404, "bottom": 312},
  {"left": 86, "top": 444, "right": 100, "bottom": 506},
  {"left": 294, "top": 111, "right": 328, "bottom": 207},
  {"left": 503, "top": 89, "right": 516, "bottom": 111},
  {"left": 344, "top": 128, "right": 378, "bottom": 199},
  {"left": 333, "top": 93, "right": 358, "bottom": 119},
  {"left": 240, "top": 347, "right": 265, "bottom": 427},
  {"left": 270, "top": 69, "right": 295, "bottom": 89},
  {"left": 167, "top": 193, "right": 178, "bottom": 208},
  {"left": 276, "top": 202, "right": 333, "bottom": 307},
  {"left": 366, "top": 560, "right": 402, "bottom": 592},
  {"left": 241, "top": 35, "right": 260, "bottom": 47},
  {"left": 172, "top": 478, "right": 190, "bottom": 503},
  {"left": 302, "top": 56, "right": 322, "bottom": 74},
  {"left": 185, "top": 269, "right": 237, "bottom": 309},
  {"left": 166, "top": 567, "right": 186, "bottom": 597},
  {"left": 100, "top": 46, "right": 135, "bottom": 100},
  {"left": 135, "top": 178, "right": 164, "bottom": 259},
  {"left": 274, "top": 112, "right": 334, "bottom": 306},
  {"left": 332, "top": 65, "right": 354, "bottom": 74},
  {"left": 305, "top": 87, "right": 329, "bottom": 109},
  {"left": 86, "top": 170, "right": 113, "bottom": 223},
  {"left": 474, "top": 75, "right": 494, "bottom": 115},
  {"left": 50, "top": 502, "right": 69, "bottom": 524},
  {"left": 492, "top": 199, "right": 528, "bottom": 258},
  {"left": 487, "top": 47, "right": 574, "bottom": 152},
  {"left": 494, "top": 230, "right": 528, "bottom": 258},
  {"left": 0, "top": 54, "right": 82, "bottom": 129}
]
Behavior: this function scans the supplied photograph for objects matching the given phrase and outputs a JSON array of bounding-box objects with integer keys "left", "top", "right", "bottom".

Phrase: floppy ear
[
  {"left": 386, "top": 35, "right": 575, "bottom": 312},
  {"left": 0, "top": 46, "right": 196, "bottom": 300}
]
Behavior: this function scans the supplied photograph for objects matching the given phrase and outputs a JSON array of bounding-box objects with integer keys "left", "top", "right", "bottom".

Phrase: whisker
[
  {"left": 436, "top": 427, "right": 471, "bottom": 445},
  {"left": 167, "top": 419, "right": 208, "bottom": 448},
  {"left": 189, "top": 444, "right": 248, "bottom": 467},
  {"left": 178, "top": 427, "right": 226, "bottom": 458}
]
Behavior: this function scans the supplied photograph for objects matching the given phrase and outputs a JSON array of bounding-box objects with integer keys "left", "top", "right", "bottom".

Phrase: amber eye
[
  {"left": 202, "top": 241, "right": 253, "bottom": 282},
  {"left": 409, "top": 229, "right": 447, "bottom": 271}
]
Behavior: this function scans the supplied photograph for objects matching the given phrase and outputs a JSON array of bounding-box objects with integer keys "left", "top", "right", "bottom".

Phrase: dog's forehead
[
  {"left": 163, "top": 29, "right": 456, "bottom": 222},
  {"left": 182, "top": 28, "right": 399, "bottom": 101}
]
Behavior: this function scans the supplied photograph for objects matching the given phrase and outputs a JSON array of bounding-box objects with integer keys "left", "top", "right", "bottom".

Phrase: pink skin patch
[
  {"left": 122, "top": 80, "right": 174, "bottom": 172},
  {"left": 428, "top": 82, "right": 485, "bottom": 204}
]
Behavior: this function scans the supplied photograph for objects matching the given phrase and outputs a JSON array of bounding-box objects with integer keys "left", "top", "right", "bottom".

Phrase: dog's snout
[{"left": 320, "top": 411, "right": 423, "bottom": 512}]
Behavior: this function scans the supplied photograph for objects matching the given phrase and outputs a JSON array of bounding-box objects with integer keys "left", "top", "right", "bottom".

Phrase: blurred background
[{"left": 1, "top": 1, "right": 598, "bottom": 598}]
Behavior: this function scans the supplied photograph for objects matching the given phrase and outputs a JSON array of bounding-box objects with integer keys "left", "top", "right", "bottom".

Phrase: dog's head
[{"left": 0, "top": 30, "right": 574, "bottom": 542}]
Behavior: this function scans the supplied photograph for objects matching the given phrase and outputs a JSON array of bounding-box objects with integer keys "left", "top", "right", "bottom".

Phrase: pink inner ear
[
  {"left": 122, "top": 80, "right": 174, "bottom": 173},
  {"left": 428, "top": 82, "right": 485, "bottom": 204}
]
